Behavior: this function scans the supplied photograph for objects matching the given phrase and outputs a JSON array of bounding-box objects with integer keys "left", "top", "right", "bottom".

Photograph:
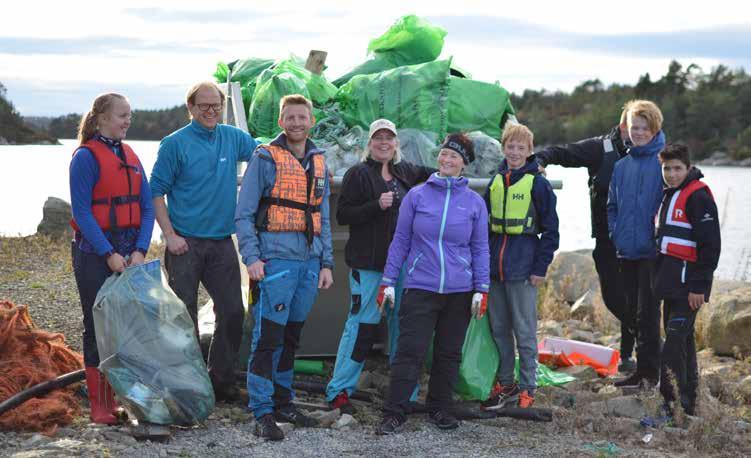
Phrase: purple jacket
[{"left": 382, "top": 173, "right": 490, "bottom": 294}]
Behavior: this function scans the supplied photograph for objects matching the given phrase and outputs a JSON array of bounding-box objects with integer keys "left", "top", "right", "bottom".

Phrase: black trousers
[
  {"left": 71, "top": 243, "right": 114, "bottom": 367},
  {"left": 619, "top": 258, "right": 661, "bottom": 379},
  {"left": 383, "top": 289, "right": 472, "bottom": 419},
  {"left": 592, "top": 237, "right": 634, "bottom": 358},
  {"left": 660, "top": 298, "right": 698, "bottom": 413},
  {"left": 165, "top": 236, "right": 244, "bottom": 390}
]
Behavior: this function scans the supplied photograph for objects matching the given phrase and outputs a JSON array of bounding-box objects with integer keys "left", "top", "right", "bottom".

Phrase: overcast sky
[{"left": 1, "top": 0, "right": 749, "bottom": 116}]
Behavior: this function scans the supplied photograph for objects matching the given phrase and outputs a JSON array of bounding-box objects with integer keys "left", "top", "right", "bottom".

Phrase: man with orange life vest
[
  {"left": 654, "top": 143, "right": 720, "bottom": 416},
  {"left": 70, "top": 93, "right": 154, "bottom": 424},
  {"left": 235, "top": 94, "right": 334, "bottom": 441}
]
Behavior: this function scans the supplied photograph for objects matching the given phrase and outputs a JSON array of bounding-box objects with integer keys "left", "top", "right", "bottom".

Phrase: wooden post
[{"left": 305, "top": 50, "right": 328, "bottom": 75}]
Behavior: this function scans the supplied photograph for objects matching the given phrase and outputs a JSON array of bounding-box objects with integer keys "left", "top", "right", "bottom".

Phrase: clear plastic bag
[{"left": 92, "top": 260, "right": 214, "bottom": 425}]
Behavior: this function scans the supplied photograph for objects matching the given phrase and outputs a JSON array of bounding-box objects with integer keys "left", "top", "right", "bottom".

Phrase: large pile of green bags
[{"left": 213, "top": 15, "right": 516, "bottom": 177}]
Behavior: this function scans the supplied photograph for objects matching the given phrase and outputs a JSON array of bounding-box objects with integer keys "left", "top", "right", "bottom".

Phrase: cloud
[
  {"left": 428, "top": 15, "right": 751, "bottom": 61},
  {"left": 0, "top": 36, "right": 220, "bottom": 56},
  {"left": 122, "top": 7, "right": 278, "bottom": 23}
]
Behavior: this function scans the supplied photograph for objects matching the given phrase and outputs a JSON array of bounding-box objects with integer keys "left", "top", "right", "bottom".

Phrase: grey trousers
[{"left": 488, "top": 280, "right": 538, "bottom": 392}]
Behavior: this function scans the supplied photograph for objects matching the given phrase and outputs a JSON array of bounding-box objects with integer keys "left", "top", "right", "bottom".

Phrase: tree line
[
  {"left": 0, "top": 83, "right": 58, "bottom": 144},
  {"left": 42, "top": 106, "right": 190, "bottom": 141},
  {"left": 512, "top": 60, "right": 751, "bottom": 160}
]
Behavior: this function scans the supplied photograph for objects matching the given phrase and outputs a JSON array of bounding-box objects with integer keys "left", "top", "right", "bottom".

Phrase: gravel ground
[{"left": 1, "top": 235, "right": 750, "bottom": 457}]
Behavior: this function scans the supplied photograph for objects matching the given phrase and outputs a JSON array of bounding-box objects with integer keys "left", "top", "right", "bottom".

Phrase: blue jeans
[
  {"left": 325, "top": 268, "right": 418, "bottom": 402},
  {"left": 246, "top": 258, "right": 320, "bottom": 418},
  {"left": 488, "top": 280, "right": 538, "bottom": 392}
]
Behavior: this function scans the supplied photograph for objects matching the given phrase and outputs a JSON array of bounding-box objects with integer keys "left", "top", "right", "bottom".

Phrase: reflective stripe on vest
[
  {"left": 489, "top": 173, "right": 538, "bottom": 235},
  {"left": 69, "top": 139, "right": 142, "bottom": 233},
  {"left": 656, "top": 179, "right": 713, "bottom": 262},
  {"left": 259, "top": 145, "right": 325, "bottom": 239}
]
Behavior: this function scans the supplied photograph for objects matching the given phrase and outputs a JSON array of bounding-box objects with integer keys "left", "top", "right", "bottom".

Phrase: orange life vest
[
  {"left": 256, "top": 144, "right": 326, "bottom": 243},
  {"left": 656, "top": 179, "right": 713, "bottom": 262},
  {"left": 70, "top": 139, "right": 142, "bottom": 233}
]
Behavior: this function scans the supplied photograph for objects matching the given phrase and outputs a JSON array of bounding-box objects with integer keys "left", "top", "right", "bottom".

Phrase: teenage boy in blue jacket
[
  {"left": 235, "top": 94, "right": 334, "bottom": 441},
  {"left": 481, "top": 124, "right": 559, "bottom": 410},
  {"left": 607, "top": 100, "right": 666, "bottom": 388}
]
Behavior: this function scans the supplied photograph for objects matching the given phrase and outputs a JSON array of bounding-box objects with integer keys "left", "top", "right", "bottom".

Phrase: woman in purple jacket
[{"left": 375, "top": 133, "right": 490, "bottom": 435}]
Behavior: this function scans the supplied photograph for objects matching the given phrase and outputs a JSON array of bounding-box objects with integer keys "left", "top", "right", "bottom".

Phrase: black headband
[{"left": 441, "top": 138, "right": 473, "bottom": 164}]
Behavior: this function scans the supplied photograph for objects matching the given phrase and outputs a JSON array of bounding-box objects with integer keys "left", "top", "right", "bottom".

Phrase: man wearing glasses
[{"left": 150, "top": 81, "right": 259, "bottom": 403}]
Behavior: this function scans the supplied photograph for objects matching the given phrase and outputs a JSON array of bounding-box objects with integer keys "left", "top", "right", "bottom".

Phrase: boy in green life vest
[{"left": 481, "top": 124, "right": 560, "bottom": 410}]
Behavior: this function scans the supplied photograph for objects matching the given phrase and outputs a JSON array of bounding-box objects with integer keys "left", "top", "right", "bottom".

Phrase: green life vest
[{"left": 489, "top": 173, "right": 539, "bottom": 235}]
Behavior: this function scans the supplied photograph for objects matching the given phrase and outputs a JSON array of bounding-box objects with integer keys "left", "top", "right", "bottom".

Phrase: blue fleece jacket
[
  {"left": 607, "top": 130, "right": 666, "bottom": 259},
  {"left": 484, "top": 156, "right": 560, "bottom": 281},
  {"left": 235, "top": 134, "right": 334, "bottom": 269},
  {"left": 69, "top": 138, "right": 154, "bottom": 256},
  {"left": 150, "top": 120, "right": 259, "bottom": 239}
]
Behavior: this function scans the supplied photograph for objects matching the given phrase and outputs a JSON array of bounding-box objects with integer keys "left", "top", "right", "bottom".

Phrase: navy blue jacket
[
  {"left": 484, "top": 156, "right": 560, "bottom": 281},
  {"left": 607, "top": 131, "right": 666, "bottom": 259}
]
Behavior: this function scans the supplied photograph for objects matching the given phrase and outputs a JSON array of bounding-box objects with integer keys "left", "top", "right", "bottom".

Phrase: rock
[
  {"left": 277, "top": 422, "right": 294, "bottom": 436},
  {"left": 736, "top": 375, "right": 751, "bottom": 402},
  {"left": 570, "top": 291, "right": 595, "bottom": 321},
  {"left": 36, "top": 196, "right": 72, "bottom": 238},
  {"left": 735, "top": 420, "right": 751, "bottom": 432},
  {"left": 22, "top": 433, "right": 51, "bottom": 447},
  {"left": 332, "top": 413, "right": 358, "bottom": 430},
  {"left": 604, "top": 395, "right": 647, "bottom": 419},
  {"left": 538, "top": 320, "right": 563, "bottom": 337},
  {"left": 559, "top": 365, "right": 598, "bottom": 380},
  {"left": 102, "top": 430, "right": 138, "bottom": 445},
  {"left": 310, "top": 408, "right": 341, "bottom": 428},
  {"left": 598, "top": 385, "right": 618, "bottom": 395},
  {"left": 567, "top": 330, "right": 596, "bottom": 343},
  {"left": 696, "top": 287, "right": 751, "bottom": 357},
  {"left": 545, "top": 251, "right": 598, "bottom": 304}
]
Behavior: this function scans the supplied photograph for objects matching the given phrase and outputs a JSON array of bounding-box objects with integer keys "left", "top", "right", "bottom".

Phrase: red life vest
[
  {"left": 256, "top": 145, "right": 326, "bottom": 244},
  {"left": 656, "top": 179, "right": 714, "bottom": 262},
  {"left": 70, "top": 139, "right": 142, "bottom": 233}
]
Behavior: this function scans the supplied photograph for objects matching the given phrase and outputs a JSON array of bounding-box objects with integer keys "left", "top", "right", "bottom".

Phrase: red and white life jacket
[{"left": 656, "top": 180, "right": 714, "bottom": 262}]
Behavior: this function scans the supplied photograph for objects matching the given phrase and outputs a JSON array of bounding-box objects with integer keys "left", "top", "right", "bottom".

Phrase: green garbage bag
[
  {"left": 336, "top": 59, "right": 451, "bottom": 137},
  {"left": 447, "top": 77, "right": 515, "bottom": 140},
  {"left": 248, "top": 69, "right": 310, "bottom": 138},
  {"left": 214, "top": 58, "right": 275, "bottom": 111},
  {"left": 271, "top": 59, "right": 337, "bottom": 106},
  {"left": 454, "top": 315, "right": 500, "bottom": 401},
  {"left": 333, "top": 15, "right": 447, "bottom": 86}
]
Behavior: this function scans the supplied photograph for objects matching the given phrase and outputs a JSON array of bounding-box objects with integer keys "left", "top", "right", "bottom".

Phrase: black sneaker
[
  {"left": 481, "top": 383, "right": 520, "bottom": 411},
  {"left": 375, "top": 415, "right": 406, "bottom": 435},
  {"left": 618, "top": 358, "right": 636, "bottom": 373},
  {"left": 428, "top": 410, "right": 459, "bottom": 430},
  {"left": 273, "top": 405, "right": 318, "bottom": 427},
  {"left": 254, "top": 414, "right": 284, "bottom": 441}
]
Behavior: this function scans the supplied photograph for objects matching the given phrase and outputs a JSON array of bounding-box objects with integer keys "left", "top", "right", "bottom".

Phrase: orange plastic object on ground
[
  {"left": 0, "top": 300, "right": 84, "bottom": 434},
  {"left": 538, "top": 337, "right": 620, "bottom": 377}
]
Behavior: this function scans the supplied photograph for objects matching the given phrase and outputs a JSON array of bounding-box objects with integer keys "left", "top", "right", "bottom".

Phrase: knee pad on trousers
[
  {"left": 351, "top": 323, "right": 380, "bottom": 363},
  {"left": 250, "top": 318, "right": 284, "bottom": 378},
  {"left": 278, "top": 321, "right": 305, "bottom": 373}
]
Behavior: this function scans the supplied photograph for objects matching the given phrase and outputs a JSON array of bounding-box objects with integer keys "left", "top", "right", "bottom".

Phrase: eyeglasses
[{"left": 196, "top": 103, "right": 223, "bottom": 112}]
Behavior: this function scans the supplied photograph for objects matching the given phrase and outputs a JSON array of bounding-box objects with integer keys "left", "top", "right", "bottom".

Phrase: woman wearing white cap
[{"left": 325, "top": 118, "right": 435, "bottom": 413}]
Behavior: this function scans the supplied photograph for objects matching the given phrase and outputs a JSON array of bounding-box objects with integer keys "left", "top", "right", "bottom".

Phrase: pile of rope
[{"left": 0, "top": 300, "right": 83, "bottom": 434}]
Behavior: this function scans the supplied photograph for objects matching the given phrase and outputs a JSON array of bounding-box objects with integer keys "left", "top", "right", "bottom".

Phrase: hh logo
[
  {"left": 512, "top": 193, "right": 525, "bottom": 200},
  {"left": 674, "top": 209, "right": 684, "bottom": 218}
]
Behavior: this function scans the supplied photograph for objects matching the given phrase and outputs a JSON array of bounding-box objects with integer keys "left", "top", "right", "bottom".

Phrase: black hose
[
  {"left": 493, "top": 406, "right": 553, "bottom": 422},
  {"left": 0, "top": 369, "right": 85, "bottom": 417}
]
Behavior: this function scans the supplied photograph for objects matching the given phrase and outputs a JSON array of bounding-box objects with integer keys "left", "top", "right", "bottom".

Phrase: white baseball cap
[{"left": 368, "top": 118, "right": 398, "bottom": 139}]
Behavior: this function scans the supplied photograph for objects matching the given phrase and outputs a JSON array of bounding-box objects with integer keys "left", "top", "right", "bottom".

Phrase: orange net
[{"left": 0, "top": 300, "right": 84, "bottom": 435}]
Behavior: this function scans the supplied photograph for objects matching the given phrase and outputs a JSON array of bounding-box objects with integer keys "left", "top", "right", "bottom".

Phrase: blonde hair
[
  {"left": 619, "top": 100, "right": 633, "bottom": 125},
  {"left": 501, "top": 123, "right": 534, "bottom": 151},
  {"left": 626, "top": 99, "right": 663, "bottom": 134},
  {"left": 279, "top": 94, "right": 313, "bottom": 119},
  {"left": 185, "top": 81, "right": 226, "bottom": 107},
  {"left": 77, "top": 93, "right": 128, "bottom": 144}
]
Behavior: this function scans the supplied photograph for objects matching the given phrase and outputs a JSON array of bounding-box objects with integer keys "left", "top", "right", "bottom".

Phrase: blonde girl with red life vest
[
  {"left": 654, "top": 143, "right": 720, "bottom": 416},
  {"left": 69, "top": 93, "right": 155, "bottom": 424}
]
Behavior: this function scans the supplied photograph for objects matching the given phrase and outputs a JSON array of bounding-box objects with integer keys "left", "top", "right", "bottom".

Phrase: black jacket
[
  {"left": 337, "top": 158, "right": 435, "bottom": 271},
  {"left": 653, "top": 167, "right": 721, "bottom": 301},
  {"left": 536, "top": 126, "right": 628, "bottom": 239}
]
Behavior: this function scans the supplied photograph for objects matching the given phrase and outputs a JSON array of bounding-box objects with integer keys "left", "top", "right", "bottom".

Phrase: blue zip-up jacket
[
  {"left": 235, "top": 134, "right": 334, "bottom": 269},
  {"left": 607, "top": 130, "right": 666, "bottom": 259},
  {"left": 381, "top": 173, "right": 490, "bottom": 294},
  {"left": 483, "top": 156, "right": 560, "bottom": 281},
  {"left": 70, "top": 137, "right": 154, "bottom": 256},
  {"left": 150, "top": 120, "right": 259, "bottom": 239}
]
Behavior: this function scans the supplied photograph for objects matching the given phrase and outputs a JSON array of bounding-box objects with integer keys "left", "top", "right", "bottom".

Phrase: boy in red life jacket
[{"left": 654, "top": 143, "right": 721, "bottom": 416}]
